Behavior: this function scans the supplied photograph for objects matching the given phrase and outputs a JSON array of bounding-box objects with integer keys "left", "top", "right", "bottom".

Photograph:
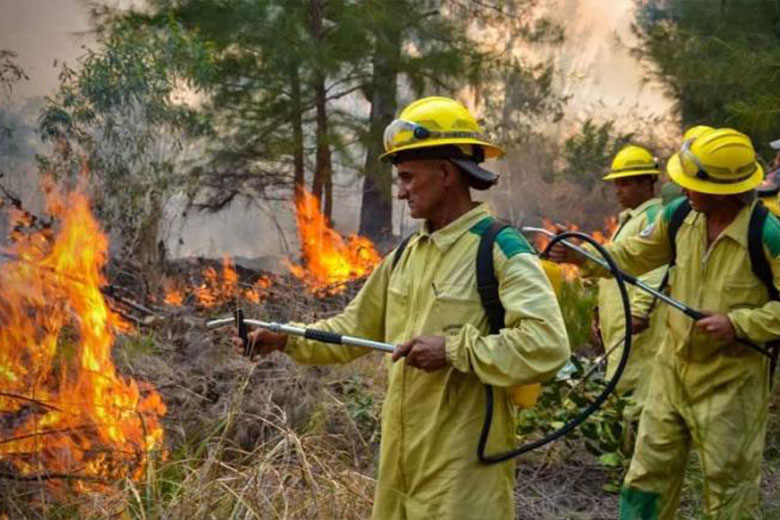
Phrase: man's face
[
  {"left": 612, "top": 176, "right": 652, "bottom": 210},
  {"left": 395, "top": 160, "right": 450, "bottom": 220},
  {"left": 683, "top": 189, "right": 721, "bottom": 213}
]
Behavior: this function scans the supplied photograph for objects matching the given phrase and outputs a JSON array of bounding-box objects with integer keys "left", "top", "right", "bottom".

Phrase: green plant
[{"left": 558, "top": 278, "right": 598, "bottom": 353}]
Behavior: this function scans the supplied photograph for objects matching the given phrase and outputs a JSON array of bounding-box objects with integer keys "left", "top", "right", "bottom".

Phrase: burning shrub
[{"left": 0, "top": 183, "right": 166, "bottom": 492}]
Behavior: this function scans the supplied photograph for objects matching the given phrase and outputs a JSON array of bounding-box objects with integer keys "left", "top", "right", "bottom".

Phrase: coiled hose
[{"left": 477, "top": 231, "right": 634, "bottom": 463}]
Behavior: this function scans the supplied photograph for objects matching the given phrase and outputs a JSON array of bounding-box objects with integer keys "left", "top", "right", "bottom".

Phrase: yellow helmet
[
  {"left": 682, "top": 125, "right": 714, "bottom": 142},
  {"left": 380, "top": 97, "right": 505, "bottom": 190},
  {"left": 380, "top": 97, "right": 504, "bottom": 162},
  {"left": 667, "top": 127, "right": 764, "bottom": 195},
  {"left": 603, "top": 144, "right": 661, "bottom": 180}
]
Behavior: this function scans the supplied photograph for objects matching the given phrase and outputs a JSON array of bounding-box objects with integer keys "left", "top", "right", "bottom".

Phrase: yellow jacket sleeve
[
  {"left": 727, "top": 244, "right": 780, "bottom": 344},
  {"left": 444, "top": 248, "right": 570, "bottom": 387},
  {"left": 284, "top": 255, "right": 392, "bottom": 365},
  {"left": 630, "top": 265, "right": 667, "bottom": 318},
  {"left": 582, "top": 209, "right": 673, "bottom": 280}
]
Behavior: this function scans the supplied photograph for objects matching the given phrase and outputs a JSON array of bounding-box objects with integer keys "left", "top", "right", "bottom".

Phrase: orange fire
[
  {"left": 531, "top": 217, "right": 619, "bottom": 281},
  {"left": 163, "top": 281, "right": 184, "bottom": 306},
  {"left": 0, "top": 184, "right": 166, "bottom": 492},
  {"left": 590, "top": 215, "right": 618, "bottom": 245},
  {"left": 163, "top": 256, "right": 271, "bottom": 308},
  {"left": 289, "top": 189, "right": 381, "bottom": 294}
]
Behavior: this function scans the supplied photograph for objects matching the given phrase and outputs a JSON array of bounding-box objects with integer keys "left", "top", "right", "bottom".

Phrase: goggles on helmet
[
  {"left": 679, "top": 138, "right": 757, "bottom": 184},
  {"left": 383, "top": 119, "right": 486, "bottom": 153}
]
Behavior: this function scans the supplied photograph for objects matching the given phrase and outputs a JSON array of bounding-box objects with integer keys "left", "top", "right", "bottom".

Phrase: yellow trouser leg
[
  {"left": 687, "top": 367, "right": 769, "bottom": 519},
  {"left": 621, "top": 362, "right": 690, "bottom": 520}
]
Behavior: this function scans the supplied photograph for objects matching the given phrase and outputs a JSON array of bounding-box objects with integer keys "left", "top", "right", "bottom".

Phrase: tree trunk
[
  {"left": 136, "top": 194, "right": 163, "bottom": 266},
  {"left": 359, "top": 8, "right": 400, "bottom": 242},
  {"left": 308, "top": 0, "right": 333, "bottom": 220},
  {"left": 289, "top": 62, "right": 305, "bottom": 205}
]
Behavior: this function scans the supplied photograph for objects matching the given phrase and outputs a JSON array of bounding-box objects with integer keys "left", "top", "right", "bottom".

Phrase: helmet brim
[
  {"left": 667, "top": 153, "right": 764, "bottom": 195},
  {"left": 602, "top": 169, "right": 661, "bottom": 181},
  {"left": 450, "top": 158, "right": 498, "bottom": 190},
  {"left": 380, "top": 138, "right": 504, "bottom": 163}
]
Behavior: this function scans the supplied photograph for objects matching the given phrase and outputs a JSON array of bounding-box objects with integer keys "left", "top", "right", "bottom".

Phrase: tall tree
[
  {"left": 634, "top": 0, "right": 780, "bottom": 155},
  {"left": 137, "top": 0, "right": 371, "bottom": 216},
  {"left": 128, "top": 0, "right": 565, "bottom": 242},
  {"left": 358, "top": 0, "right": 402, "bottom": 240},
  {"left": 357, "top": 0, "right": 566, "bottom": 240},
  {"left": 308, "top": 0, "right": 334, "bottom": 219}
]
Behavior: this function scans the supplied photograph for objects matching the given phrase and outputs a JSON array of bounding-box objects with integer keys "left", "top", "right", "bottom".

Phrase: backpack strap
[
  {"left": 391, "top": 233, "right": 414, "bottom": 270},
  {"left": 477, "top": 220, "right": 510, "bottom": 335},
  {"left": 750, "top": 202, "right": 780, "bottom": 384},
  {"left": 667, "top": 197, "right": 692, "bottom": 268},
  {"left": 748, "top": 202, "right": 778, "bottom": 300},
  {"left": 394, "top": 219, "right": 530, "bottom": 337}
]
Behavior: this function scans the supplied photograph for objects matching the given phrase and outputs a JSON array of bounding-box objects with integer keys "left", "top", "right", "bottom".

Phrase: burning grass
[
  {"left": 1, "top": 186, "right": 777, "bottom": 519},
  {"left": 2, "top": 265, "right": 778, "bottom": 519},
  {"left": 160, "top": 256, "right": 273, "bottom": 310},
  {"left": 0, "top": 184, "right": 165, "bottom": 494},
  {"left": 287, "top": 189, "right": 380, "bottom": 295}
]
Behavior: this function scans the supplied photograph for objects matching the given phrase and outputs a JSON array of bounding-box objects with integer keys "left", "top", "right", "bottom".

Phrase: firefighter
[
  {"left": 550, "top": 127, "right": 779, "bottom": 519},
  {"left": 757, "top": 171, "right": 780, "bottom": 217},
  {"left": 236, "top": 96, "right": 570, "bottom": 520},
  {"left": 659, "top": 126, "right": 712, "bottom": 205},
  {"left": 758, "top": 138, "right": 780, "bottom": 216},
  {"left": 596, "top": 145, "right": 665, "bottom": 414}
]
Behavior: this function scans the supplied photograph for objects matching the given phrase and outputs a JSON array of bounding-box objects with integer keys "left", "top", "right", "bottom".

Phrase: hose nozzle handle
[{"left": 234, "top": 309, "right": 250, "bottom": 357}]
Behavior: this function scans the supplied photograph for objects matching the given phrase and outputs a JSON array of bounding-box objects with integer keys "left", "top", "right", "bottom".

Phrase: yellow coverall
[
  {"left": 598, "top": 197, "right": 665, "bottom": 408},
  {"left": 285, "top": 203, "right": 570, "bottom": 520},
  {"left": 582, "top": 198, "right": 780, "bottom": 519}
]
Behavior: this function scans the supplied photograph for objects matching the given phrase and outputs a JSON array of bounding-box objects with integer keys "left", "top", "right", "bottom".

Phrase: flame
[
  {"left": 289, "top": 189, "right": 380, "bottom": 294},
  {"left": 0, "top": 184, "right": 166, "bottom": 492},
  {"left": 163, "top": 281, "right": 184, "bottom": 307},
  {"left": 531, "top": 217, "right": 618, "bottom": 281},
  {"left": 163, "top": 256, "right": 271, "bottom": 308},
  {"left": 590, "top": 215, "right": 618, "bottom": 245}
]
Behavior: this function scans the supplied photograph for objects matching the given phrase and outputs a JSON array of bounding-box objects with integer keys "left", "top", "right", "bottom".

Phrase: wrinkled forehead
[{"left": 394, "top": 159, "right": 447, "bottom": 176}]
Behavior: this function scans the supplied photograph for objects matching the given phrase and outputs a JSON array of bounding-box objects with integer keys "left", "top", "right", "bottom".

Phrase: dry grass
[{"left": 1, "top": 277, "right": 778, "bottom": 519}]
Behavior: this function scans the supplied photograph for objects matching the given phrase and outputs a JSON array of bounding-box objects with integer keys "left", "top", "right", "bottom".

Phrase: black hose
[{"left": 477, "top": 231, "right": 634, "bottom": 464}]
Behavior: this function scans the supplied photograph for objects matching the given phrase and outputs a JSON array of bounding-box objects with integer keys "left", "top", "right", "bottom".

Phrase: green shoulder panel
[
  {"left": 762, "top": 212, "right": 780, "bottom": 258},
  {"left": 662, "top": 196, "right": 687, "bottom": 224},
  {"left": 496, "top": 227, "right": 534, "bottom": 258},
  {"left": 643, "top": 202, "right": 661, "bottom": 225},
  {"left": 468, "top": 217, "right": 534, "bottom": 258},
  {"left": 468, "top": 216, "right": 494, "bottom": 237}
]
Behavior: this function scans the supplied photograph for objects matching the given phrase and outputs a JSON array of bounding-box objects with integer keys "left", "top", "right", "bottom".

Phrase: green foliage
[
  {"left": 0, "top": 49, "right": 28, "bottom": 97},
  {"left": 554, "top": 119, "right": 634, "bottom": 190},
  {"left": 117, "top": 332, "right": 163, "bottom": 359},
  {"left": 341, "top": 375, "right": 381, "bottom": 445},
  {"left": 634, "top": 0, "right": 780, "bottom": 157},
  {"left": 0, "top": 49, "right": 33, "bottom": 174},
  {"left": 123, "top": 1, "right": 566, "bottom": 235},
  {"left": 37, "top": 13, "right": 210, "bottom": 260},
  {"left": 446, "top": 0, "right": 566, "bottom": 146},
  {"left": 558, "top": 278, "right": 598, "bottom": 352}
]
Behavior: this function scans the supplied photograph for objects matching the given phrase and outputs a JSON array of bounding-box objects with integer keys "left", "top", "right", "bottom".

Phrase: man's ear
[{"left": 440, "top": 161, "right": 462, "bottom": 189}]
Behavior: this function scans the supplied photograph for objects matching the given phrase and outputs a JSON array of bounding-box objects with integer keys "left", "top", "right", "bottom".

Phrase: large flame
[
  {"left": 0, "top": 184, "right": 166, "bottom": 492},
  {"left": 289, "top": 189, "right": 380, "bottom": 294}
]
